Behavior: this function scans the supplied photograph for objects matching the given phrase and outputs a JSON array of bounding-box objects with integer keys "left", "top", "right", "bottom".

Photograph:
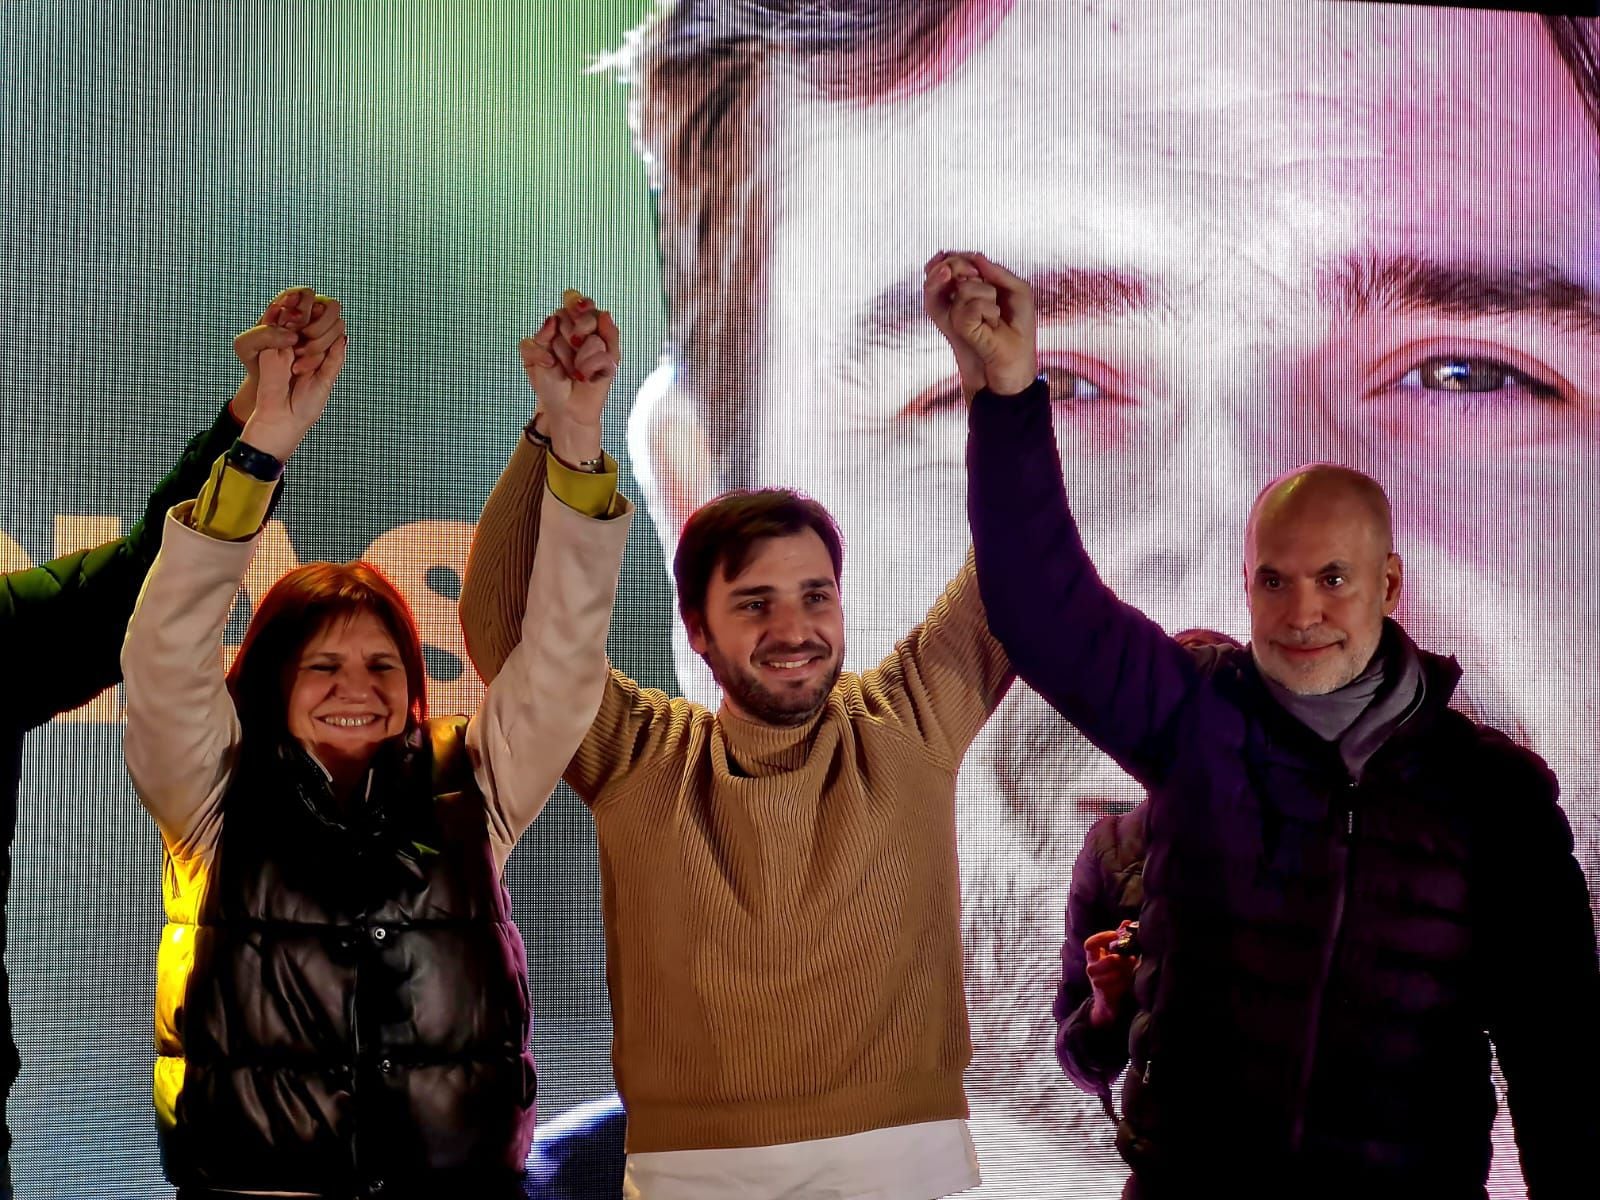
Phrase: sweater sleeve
[
  {"left": 0, "top": 401, "right": 241, "bottom": 731},
  {"left": 465, "top": 482, "right": 632, "bottom": 871},
  {"left": 461, "top": 436, "right": 549, "bottom": 685},
  {"left": 1480, "top": 749, "right": 1600, "bottom": 1195},
  {"left": 1055, "top": 815, "right": 1135, "bottom": 1101},
  {"left": 967, "top": 380, "right": 1197, "bottom": 787},
  {"left": 120, "top": 502, "right": 257, "bottom": 862},
  {"left": 458, "top": 433, "right": 679, "bottom": 811},
  {"left": 854, "top": 552, "right": 1016, "bottom": 768}
]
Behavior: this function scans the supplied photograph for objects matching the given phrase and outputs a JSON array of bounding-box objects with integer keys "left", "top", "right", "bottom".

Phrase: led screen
[{"left": 1, "top": 2, "right": 1595, "bottom": 1195}]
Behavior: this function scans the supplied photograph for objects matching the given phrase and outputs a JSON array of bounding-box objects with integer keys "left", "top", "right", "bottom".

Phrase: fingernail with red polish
[{"left": 569, "top": 335, "right": 584, "bottom": 348}]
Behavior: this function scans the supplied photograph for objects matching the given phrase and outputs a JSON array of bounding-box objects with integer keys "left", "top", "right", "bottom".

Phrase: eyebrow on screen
[
  {"left": 864, "top": 268, "right": 1156, "bottom": 349},
  {"left": 1322, "top": 254, "right": 1600, "bottom": 335},
  {"left": 864, "top": 255, "right": 1599, "bottom": 345}
]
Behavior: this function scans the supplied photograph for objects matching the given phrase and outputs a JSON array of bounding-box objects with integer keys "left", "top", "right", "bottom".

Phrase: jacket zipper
[{"left": 1288, "top": 784, "right": 1356, "bottom": 1150}]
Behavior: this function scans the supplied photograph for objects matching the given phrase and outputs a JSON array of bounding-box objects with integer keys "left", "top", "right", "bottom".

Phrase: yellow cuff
[
  {"left": 188, "top": 453, "right": 277, "bottom": 541},
  {"left": 546, "top": 451, "right": 623, "bottom": 519}
]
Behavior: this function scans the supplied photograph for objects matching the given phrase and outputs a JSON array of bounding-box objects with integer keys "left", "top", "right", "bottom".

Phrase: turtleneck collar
[{"left": 716, "top": 703, "right": 827, "bottom": 776}]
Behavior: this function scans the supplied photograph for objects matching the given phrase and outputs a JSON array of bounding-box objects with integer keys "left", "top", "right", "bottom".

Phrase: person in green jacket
[{"left": 0, "top": 286, "right": 341, "bottom": 1196}]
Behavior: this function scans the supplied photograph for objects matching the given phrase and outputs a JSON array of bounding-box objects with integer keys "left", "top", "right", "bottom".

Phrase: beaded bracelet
[{"left": 523, "top": 419, "right": 605, "bottom": 472}]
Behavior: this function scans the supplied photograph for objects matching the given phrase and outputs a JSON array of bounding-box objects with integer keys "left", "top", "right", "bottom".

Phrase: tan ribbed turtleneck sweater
[{"left": 459, "top": 439, "right": 1014, "bottom": 1154}]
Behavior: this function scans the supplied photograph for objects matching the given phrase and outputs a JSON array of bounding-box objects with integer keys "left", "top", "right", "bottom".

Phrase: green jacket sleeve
[{"left": 0, "top": 401, "right": 245, "bottom": 731}]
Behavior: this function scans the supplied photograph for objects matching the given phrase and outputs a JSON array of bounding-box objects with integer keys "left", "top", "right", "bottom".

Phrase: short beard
[
  {"left": 1253, "top": 631, "right": 1376, "bottom": 696},
  {"left": 702, "top": 638, "right": 843, "bottom": 727}
]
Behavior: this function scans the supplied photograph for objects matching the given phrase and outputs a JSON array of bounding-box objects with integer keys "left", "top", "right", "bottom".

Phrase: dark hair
[
  {"left": 672, "top": 488, "right": 845, "bottom": 624},
  {"left": 608, "top": 0, "right": 986, "bottom": 489},
  {"left": 613, "top": 5, "right": 1600, "bottom": 488},
  {"left": 1547, "top": 15, "right": 1600, "bottom": 138},
  {"left": 227, "top": 561, "right": 429, "bottom": 749}
]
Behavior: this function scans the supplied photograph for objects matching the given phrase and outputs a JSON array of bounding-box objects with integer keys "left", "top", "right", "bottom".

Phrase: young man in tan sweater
[{"left": 460, "top": 288, "right": 1017, "bottom": 1200}]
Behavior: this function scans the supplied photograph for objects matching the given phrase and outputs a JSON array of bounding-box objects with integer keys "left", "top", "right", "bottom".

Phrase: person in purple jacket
[
  {"left": 929, "top": 251, "right": 1600, "bottom": 1198},
  {"left": 1054, "top": 630, "right": 1243, "bottom": 1126}
]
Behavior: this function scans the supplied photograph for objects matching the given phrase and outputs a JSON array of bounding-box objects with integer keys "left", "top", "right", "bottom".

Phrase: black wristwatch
[{"left": 225, "top": 439, "right": 285, "bottom": 482}]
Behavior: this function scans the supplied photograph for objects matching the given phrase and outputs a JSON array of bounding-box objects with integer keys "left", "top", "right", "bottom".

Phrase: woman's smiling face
[{"left": 285, "top": 608, "right": 410, "bottom": 773}]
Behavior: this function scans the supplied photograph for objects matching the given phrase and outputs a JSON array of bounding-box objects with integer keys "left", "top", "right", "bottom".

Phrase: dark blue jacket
[{"left": 969, "top": 381, "right": 1599, "bottom": 1198}]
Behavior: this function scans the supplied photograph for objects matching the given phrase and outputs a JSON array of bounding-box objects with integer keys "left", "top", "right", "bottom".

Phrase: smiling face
[
  {"left": 631, "top": 0, "right": 1599, "bottom": 1181},
  {"left": 687, "top": 529, "right": 845, "bottom": 727},
  {"left": 1246, "top": 472, "right": 1404, "bottom": 695},
  {"left": 285, "top": 609, "right": 410, "bottom": 776}
]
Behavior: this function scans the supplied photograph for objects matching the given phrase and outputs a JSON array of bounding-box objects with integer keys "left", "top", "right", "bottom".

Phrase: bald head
[
  {"left": 1245, "top": 464, "right": 1404, "bottom": 695},
  {"left": 1246, "top": 465, "right": 1394, "bottom": 566}
]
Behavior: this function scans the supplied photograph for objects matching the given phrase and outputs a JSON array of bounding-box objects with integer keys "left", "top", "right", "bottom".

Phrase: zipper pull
[{"left": 1143, "top": 1060, "right": 1154, "bottom": 1085}]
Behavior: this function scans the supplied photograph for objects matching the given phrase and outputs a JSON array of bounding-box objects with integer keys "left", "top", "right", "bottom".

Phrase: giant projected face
[{"left": 625, "top": 2, "right": 1599, "bottom": 1191}]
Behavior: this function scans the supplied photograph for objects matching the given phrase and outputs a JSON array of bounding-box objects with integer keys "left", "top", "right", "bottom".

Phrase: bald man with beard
[{"left": 938, "top": 251, "right": 1600, "bottom": 1198}]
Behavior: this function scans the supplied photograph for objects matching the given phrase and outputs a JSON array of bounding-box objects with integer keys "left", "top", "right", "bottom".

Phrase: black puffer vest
[{"left": 155, "top": 717, "right": 536, "bottom": 1199}]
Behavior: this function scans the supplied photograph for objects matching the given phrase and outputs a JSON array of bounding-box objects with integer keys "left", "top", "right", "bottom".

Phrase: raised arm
[
  {"left": 123, "top": 291, "right": 346, "bottom": 858},
  {"left": 460, "top": 294, "right": 702, "bottom": 813},
  {"left": 0, "top": 404, "right": 239, "bottom": 730},
  {"left": 0, "top": 291, "right": 331, "bottom": 729},
  {"left": 460, "top": 292, "right": 624, "bottom": 685},
  {"left": 462, "top": 293, "right": 640, "bottom": 866},
  {"left": 929, "top": 252, "right": 1197, "bottom": 784},
  {"left": 855, "top": 553, "right": 1014, "bottom": 767}
]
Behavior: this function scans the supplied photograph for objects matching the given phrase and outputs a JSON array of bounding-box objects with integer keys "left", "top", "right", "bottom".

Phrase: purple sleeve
[{"left": 966, "top": 379, "right": 1196, "bottom": 786}]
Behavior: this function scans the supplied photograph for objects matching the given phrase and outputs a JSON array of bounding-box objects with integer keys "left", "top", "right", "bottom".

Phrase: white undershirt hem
[{"left": 623, "top": 1118, "right": 981, "bottom": 1200}]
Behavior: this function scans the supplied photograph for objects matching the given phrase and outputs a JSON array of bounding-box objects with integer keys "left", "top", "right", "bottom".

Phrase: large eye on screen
[
  {"left": 902, "top": 358, "right": 1119, "bottom": 416},
  {"left": 1390, "top": 355, "right": 1566, "bottom": 408},
  {"left": 1361, "top": 336, "right": 1588, "bottom": 446}
]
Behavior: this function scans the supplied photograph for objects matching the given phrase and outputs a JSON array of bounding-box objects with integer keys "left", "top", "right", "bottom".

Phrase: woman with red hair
[{"left": 120, "top": 291, "right": 630, "bottom": 1199}]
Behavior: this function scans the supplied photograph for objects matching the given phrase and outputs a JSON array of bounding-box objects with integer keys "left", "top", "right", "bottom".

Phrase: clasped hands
[
  {"left": 922, "top": 251, "right": 1038, "bottom": 403},
  {"left": 520, "top": 290, "right": 622, "bottom": 469},
  {"left": 232, "top": 287, "right": 349, "bottom": 463}
]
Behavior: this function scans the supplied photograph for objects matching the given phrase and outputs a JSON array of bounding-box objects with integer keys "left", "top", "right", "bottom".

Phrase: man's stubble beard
[
  {"left": 699, "top": 637, "right": 844, "bottom": 727},
  {"left": 1258, "top": 625, "right": 1379, "bottom": 697}
]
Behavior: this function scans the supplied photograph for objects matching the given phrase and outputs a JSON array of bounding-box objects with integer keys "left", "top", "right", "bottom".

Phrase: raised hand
[
  {"left": 229, "top": 287, "right": 317, "bottom": 422},
  {"left": 519, "top": 289, "right": 621, "bottom": 467},
  {"left": 239, "top": 298, "right": 348, "bottom": 462},
  {"left": 290, "top": 294, "right": 344, "bottom": 378},
  {"left": 922, "top": 251, "right": 1038, "bottom": 400}
]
